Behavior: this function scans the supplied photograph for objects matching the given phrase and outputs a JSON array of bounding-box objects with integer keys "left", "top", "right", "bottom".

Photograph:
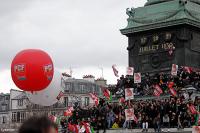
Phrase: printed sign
[
  {"left": 171, "top": 64, "right": 178, "bottom": 76},
  {"left": 126, "top": 67, "right": 134, "bottom": 76},
  {"left": 125, "top": 88, "right": 134, "bottom": 101},
  {"left": 134, "top": 73, "right": 141, "bottom": 83},
  {"left": 125, "top": 108, "right": 134, "bottom": 121}
]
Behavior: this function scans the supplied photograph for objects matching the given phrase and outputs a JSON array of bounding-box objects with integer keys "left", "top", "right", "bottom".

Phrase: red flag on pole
[
  {"left": 56, "top": 91, "right": 64, "bottom": 100},
  {"left": 64, "top": 107, "right": 74, "bottom": 116},
  {"left": 184, "top": 66, "right": 192, "bottom": 74},
  {"left": 169, "top": 88, "right": 177, "bottom": 97},
  {"left": 153, "top": 89, "right": 161, "bottom": 97},
  {"left": 89, "top": 93, "right": 99, "bottom": 106},
  {"left": 154, "top": 84, "right": 163, "bottom": 94},
  {"left": 188, "top": 105, "right": 198, "bottom": 114},
  {"left": 112, "top": 65, "right": 119, "bottom": 77}
]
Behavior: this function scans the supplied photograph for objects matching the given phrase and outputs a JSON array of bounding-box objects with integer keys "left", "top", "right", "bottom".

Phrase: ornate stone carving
[{"left": 126, "top": 8, "right": 135, "bottom": 18}]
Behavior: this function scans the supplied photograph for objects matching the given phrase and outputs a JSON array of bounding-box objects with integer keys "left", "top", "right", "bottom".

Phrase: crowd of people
[
  {"left": 58, "top": 67, "right": 200, "bottom": 133},
  {"left": 59, "top": 97, "right": 199, "bottom": 133},
  {"left": 114, "top": 66, "right": 200, "bottom": 97}
]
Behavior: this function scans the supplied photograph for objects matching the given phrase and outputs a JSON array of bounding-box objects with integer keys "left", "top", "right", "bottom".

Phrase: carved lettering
[{"left": 139, "top": 43, "right": 175, "bottom": 54}]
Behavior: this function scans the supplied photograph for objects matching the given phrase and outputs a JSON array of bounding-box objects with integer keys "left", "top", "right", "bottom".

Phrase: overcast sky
[{"left": 0, "top": 0, "right": 146, "bottom": 93}]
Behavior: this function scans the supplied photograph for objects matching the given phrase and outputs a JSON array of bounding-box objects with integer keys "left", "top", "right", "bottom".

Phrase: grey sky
[{"left": 0, "top": 0, "right": 146, "bottom": 93}]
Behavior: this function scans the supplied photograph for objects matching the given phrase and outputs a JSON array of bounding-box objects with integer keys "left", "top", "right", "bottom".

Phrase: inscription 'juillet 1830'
[{"left": 139, "top": 42, "right": 174, "bottom": 53}]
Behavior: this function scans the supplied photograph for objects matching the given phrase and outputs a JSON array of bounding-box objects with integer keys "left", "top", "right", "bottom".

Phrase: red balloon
[{"left": 11, "top": 49, "right": 54, "bottom": 91}]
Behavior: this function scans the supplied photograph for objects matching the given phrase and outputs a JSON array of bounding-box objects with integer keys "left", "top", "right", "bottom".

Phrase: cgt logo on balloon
[{"left": 14, "top": 64, "right": 26, "bottom": 80}]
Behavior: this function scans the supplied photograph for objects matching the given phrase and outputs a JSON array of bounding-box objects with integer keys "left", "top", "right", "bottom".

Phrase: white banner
[
  {"left": 126, "top": 67, "right": 134, "bottom": 76},
  {"left": 134, "top": 73, "right": 141, "bottom": 83},
  {"left": 125, "top": 88, "right": 134, "bottom": 101}
]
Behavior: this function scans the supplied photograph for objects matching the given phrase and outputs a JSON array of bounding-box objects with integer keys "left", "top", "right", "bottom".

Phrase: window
[
  {"left": 12, "top": 112, "right": 17, "bottom": 122},
  {"left": 64, "top": 97, "right": 68, "bottom": 107},
  {"left": 84, "top": 97, "right": 89, "bottom": 106},
  {"left": 80, "top": 84, "right": 85, "bottom": 93},
  {"left": 2, "top": 116, "right": 6, "bottom": 124},
  {"left": 18, "top": 99, "right": 23, "bottom": 106},
  {"left": 20, "top": 112, "right": 26, "bottom": 122},
  {"left": 5, "top": 96, "right": 9, "bottom": 101},
  {"left": 2, "top": 105, "right": 6, "bottom": 111},
  {"left": 64, "top": 83, "right": 71, "bottom": 93}
]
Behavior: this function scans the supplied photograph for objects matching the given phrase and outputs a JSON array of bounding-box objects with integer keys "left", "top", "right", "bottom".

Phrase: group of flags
[{"left": 112, "top": 65, "right": 141, "bottom": 83}]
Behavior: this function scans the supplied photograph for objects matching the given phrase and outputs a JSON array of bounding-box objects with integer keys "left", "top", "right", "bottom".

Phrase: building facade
[
  {"left": 61, "top": 77, "right": 102, "bottom": 107},
  {"left": 0, "top": 77, "right": 103, "bottom": 128},
  {"left": 0, "top": 93, "right": 10, "bottom": 128}
]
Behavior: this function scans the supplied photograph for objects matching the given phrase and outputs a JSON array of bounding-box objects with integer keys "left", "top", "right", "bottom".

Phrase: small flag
[
  {"left": 119, "top": 97, "right": 125, "bottom": 103},
  {"left": 126, "top": 67, "right": 134, "bottom": 76},
  {"left": 82, "top": 122, "right": 92, "bottom": 133},
  {"left": 48, "top": 115, "right": 57, "bottom": 123},
  {"left": 133, "top": 113, "right": 138, "bottom": 123},
  {"left": 154, "top": 84, "right": 163, "bottom": 94},
  {"left": 56, "top": 91, "right": 64, "bottom": 100},
  {"left": 171, "top": 64, "right": 178, "bottom": 76},
  {"left": 188, "top": 105, "right": 198, "bottom": 114},
  {"left": 79, "top": 125, "right": 86, "bottom": 133},
  {"left": 125, "top": 88, "right": 134, "bottom": 101},
  {"left": 169, "top": 88, "right": 177, "bottom": 97},
  {"left": 64, "top": 106, "right": 74, "bottom": 116},
  {"left": 89, "top": 93, "right": 99, "bottom": 106},
  {"left": 112, "top": 65, "right": 119, "bottom": 77},
  {"left": 102, "top": 88, "right": 112, "bottom": 101},
  {"left": 184, "top": 66, "right": 192, "bottom": 74},
  {"left": 153, "top": 89, "right": 161, "bottom": 97},
  {"left": 134, "top": 73, "right": 141, "bottom": 83},
  {"left": 91, "top": 127, "right": 95, "bottom": 133},
  {"left": 68, "top": 124, "right": 79, "bottom": 133}
]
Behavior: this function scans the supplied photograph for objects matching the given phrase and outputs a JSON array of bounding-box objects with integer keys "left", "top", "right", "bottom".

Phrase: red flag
[
  {"left": 119, "top": 97, "right": 125, "bottom": 103},
  {"left": 188, "top": 105, "right": 198, "bottom": 114},
  {"left": 68, "top": 124, "right": 79, "bottom": 133},
  {"left": 133, "top": 114, "right": 138, "bottom": 123},
  {"left": 153, "top": 89, "right": 161, "bottom": 97},
  {"left": 82, "top": 122, "right": 91, "bottom": 133},
  {"left": 112, "top": 65, "right": 119, "bottom": 77},
  {"left": 56, "top": 91, "right": 64, "bottom": 100},
  {"left": 64, "top": 107, "right": 74, "bottom": 116},
  {"left": 102, "top": 88, "right": 112, "bottom": 101},
  {"left": 169, "top": 88, "right": 177, "bottom": 97},
  {"left": 154, "top": 84, "right": 163, "bottom": 94},
  {"left": 89, "top": 93, "right": 99, "bottom": 106},
  {"left": 184, "top": 66, "right": 192, "bottom": 74}
]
